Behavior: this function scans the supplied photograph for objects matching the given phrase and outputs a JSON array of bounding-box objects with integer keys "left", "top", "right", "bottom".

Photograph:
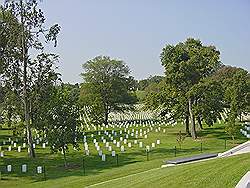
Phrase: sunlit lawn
[{"left": 0, "top": 122, "right": 247, "bottom": 188}]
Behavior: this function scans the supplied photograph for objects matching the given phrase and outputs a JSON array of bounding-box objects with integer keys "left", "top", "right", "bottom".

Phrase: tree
[
  {"left": 176, "top": 131, "right": 186, "bottom": 149},
  {"left": 187, "top": 78, "right": 224, "bottom": 128},
  {"left": 45, "top": 85, "right": 81, "bottom": 168},
  {"left": 214, "top": 66, "right": 250, "bottom": 121},
  {"left": 157, "top": 38, "right": 221, "bottom": 139},
  {"left": 138, "top": 75, "right": 164, "bottom": 91},
  {"left": 80, "top": 56, "right": 137, "bottom": 126},
  {"left": 0, "top": 1, "right": 60, "bottom": 158},
  {"left": 225, "top": 114, "right": 239, "bottom": 145}
]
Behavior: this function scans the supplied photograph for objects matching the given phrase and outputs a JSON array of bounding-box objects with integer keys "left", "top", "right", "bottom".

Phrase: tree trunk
[
  {"left": 63, "top": 147, "right": 67, "bottom": 168},
  {"left": 104, "top": 111, "right": 109, "bottom": 126},
  {"left": 232, "top": 135, "right": 235, "bottom": 145},
  {"left": 21, "top": 0, "right": 35, "bottom": 158},
  {"left": 188, "top": 98, "right": 197, "bottom": 139},
  {"left": 185, "top": 115, "right": 190, "bottom": 136},
  {"left": 197, "top": 115, "right": 203, "bottom": 129}
]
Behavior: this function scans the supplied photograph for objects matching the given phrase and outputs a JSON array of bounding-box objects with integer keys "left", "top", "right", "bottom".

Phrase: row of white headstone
[
  {"left": 5, "top": 164, "right": 44, "bottom": 174},
  {"left": 81, "top": 137, "right": 161, "bottom": 161},
  {"left": 0, "top": 143, "right": 47, "bottom": 151}
]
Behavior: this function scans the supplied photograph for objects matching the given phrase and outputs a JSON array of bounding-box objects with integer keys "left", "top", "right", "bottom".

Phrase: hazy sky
[{"left": 1, "top": 0, "right": 250, "bottom": 83}]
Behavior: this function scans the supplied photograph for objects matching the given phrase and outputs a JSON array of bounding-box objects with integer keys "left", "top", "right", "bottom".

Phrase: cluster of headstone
[
  {"left": 80, "top": 104, "right": 176, "bottom": 132},
  {"left": 80, "top": 125, "right": 165, "bottom": 162},
  {"left": 3, "top": 164, "right": 44, "bottom": 174},
  {"left": 215, "top": 111, "right": 229, "bottom": 124},
  {"left": 240, "top": 122, "right": 250, "bottom": 138},
  {"left": 0, "top": 105, "right": 178, "bottom": 162},
  {"left": 0, "top": 136, "right": 48, "bottom": 158}
]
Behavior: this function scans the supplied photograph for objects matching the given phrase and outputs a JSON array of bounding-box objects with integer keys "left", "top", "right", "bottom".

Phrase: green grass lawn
[
  {"left": 0, "top": 122, "right": 248, "bottom": 188},
  {"left": 92, "top": 153, "right": 250, "bottom": 188}
]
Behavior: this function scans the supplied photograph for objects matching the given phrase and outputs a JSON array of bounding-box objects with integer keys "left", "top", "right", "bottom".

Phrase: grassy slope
[
  {"left": 0, "top": 123, "right": 248, "bottom": 188},
  {"left": 94, "top": 153, "right": 250, "bottom": 188}
]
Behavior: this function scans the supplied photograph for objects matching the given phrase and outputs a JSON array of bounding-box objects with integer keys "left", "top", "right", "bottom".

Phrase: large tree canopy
[
  {"left": 0, "top": 1, "right": 60, "bottom": 157},
  {"left": 80, "top": 56, "right": 137, "bottom": 126},
  {"left": 145, "top": 38, "right": 221, "bottom": 139}
]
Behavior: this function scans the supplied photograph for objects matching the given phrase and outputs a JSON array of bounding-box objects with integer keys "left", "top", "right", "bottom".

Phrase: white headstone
[
  {"left": 134, "top": 140, "right": 138, "bottom": 144},
  {"left": 139, "top": 142, "right": 143, "bottom": 148},
  {"left": 7, "top": 165, "right": 12, "bottom": 172},
  {"left": 33, "top": 144, "right": 36, "bottom": 149},
  {"left": 98, "top": 150, "right": 102, "bottom": 156},
  {"left": 18, "top": 146, "right": 21, "bottom": 152},
  {"left": 105, "top": 142, "right": 109, "bottom": 147},
  {"left": 144, "top": 135, "right": 148, "bottom": 139},
  {"left": 23, "top": 143, "right": 26, "bottom": 148},
  {"left": 37, "top": 166, "right": 42, "bottom": 174},
  {"left": 121, "top": 145, "right": 125, "bottom": 152},
  {"left": 128, "top": 143, "right": 132, "bottom": 148},
  {"left": 108, "top": 146, "right": 112, "bottom": 151},
  {"left": 85, "top": 145, "right": 88, "bottom": 151},
  {"left": 124, "top": 139, "right": 127, "bottom": 144},
  {"left": 42, "top": 143, "right": 46, "bottom": 148},
  {"left": 0, "top": 151, "right": 4, "bottom": 157},
  {"left": 22, "top": 164, "right": 27, "bottom": 173},
  {"left": 157, "top": 140, "right": 160, "bottom": 145},
  {"left": 146, "top": 145, "right": 150, "bottom": 151},
  {"left": 152, "top": 143, "right": 155, "bottom": 148},
  {"left": 112, "top": 150, "right": 116, "bottom": 157},
  {"left": 8, "top": 146, "right": 11, "bottom": 151},
  {"left": 85, "top": 150, "right": 89, "bottom": 156},
  {"left": 102, "top": 154, "right": 106, "bottom": 161},
  {"left": 96, "top": 146, "right": 100, "bottom": 151},
  {"left": 14, "top": 143, "right": 17, "bottom": 147},
  {"left": 113, "top": 140, "right": 117, "bottom": 144},
  {"left": 116, "top": 142, "right": 120, "bottom": 148}
]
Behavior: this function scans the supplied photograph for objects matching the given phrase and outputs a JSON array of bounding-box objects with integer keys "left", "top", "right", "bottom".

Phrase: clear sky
[{"left": 1, "top": 0, "right": 250, "bottom": 83}]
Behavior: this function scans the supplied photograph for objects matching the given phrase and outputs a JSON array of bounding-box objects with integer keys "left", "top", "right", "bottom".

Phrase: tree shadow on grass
[{"left": 0, "top": 149, "right": 143, "bottom": 182}]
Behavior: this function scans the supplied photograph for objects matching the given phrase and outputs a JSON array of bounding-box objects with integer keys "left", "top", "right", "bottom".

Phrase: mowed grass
[
  {"left": 93, "top": 153, "right": 250, "bottom": 188},
  {"left": 0, "top": 122, "right": 248, "bottom": 188}
]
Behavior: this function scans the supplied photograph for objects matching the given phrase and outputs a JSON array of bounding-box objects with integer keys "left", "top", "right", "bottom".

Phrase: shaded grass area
[{"left": 0, "top": 122, "right": 248, "bottom": 187}]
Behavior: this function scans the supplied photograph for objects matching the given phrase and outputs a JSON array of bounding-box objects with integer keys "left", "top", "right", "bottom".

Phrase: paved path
[
  {"left": 219, "top": 141, "right": 250, "bottom": 158},
  {"left": 231, "top": 145, "right": 250, "bottom": 156},
  {"left": 236, "top": 171, "right": 250, "bottom": 188}
]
